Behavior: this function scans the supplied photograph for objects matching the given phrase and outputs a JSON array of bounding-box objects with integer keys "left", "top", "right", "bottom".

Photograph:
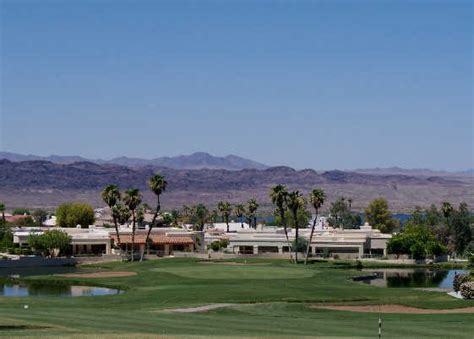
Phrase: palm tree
[
  {"left": 218, "top": 201, "right": 232, "bottom": 233},
  {"left": 194, "top": 204, "right": 209, "bottom": 231},
  {"left": 287, "top": 191, "right": 305, "bottom": 263},
  {"left": 0, "top": 203, "right": 5, "bottom": 223},
  {"left": 143, "top": 174, "right": 167, "bottom": 261},
  {"left": 270, "top": 185, "right": 293, "bottom": 262},
  {"left": 112, "top": 203, "right": 131, "bottom": 226},
  {"left": 170, "top": 210, "right": 180, "bottom": 227},
  {"left": 235, "top": 204, "right": 245, "bottom": 228},
  {"left": 246, "top": 199, "right": 259, "bottom": 229},
  {"left": 123, "top": 188, "right": 142, "bottom": 262},
  {"left": 441, "top": 202, "right": 454, "bottom": 226},
  {"left": 348, "top": 198, "right": 352, "bottom": 210},
  {"left": 101, "top": 185, "right": 122, "bottom": 247},
  {"left": 304, "top": 188, "right": 326, "bottom": 265}
]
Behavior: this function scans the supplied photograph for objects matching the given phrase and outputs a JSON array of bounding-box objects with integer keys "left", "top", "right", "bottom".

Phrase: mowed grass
[{"left": 0, "top": 258, "right": 472, "bottom": 337}]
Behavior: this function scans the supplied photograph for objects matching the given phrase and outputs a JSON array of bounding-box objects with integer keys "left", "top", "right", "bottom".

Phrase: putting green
[{"left": 150, "top": 265, "right": 315, "bottom": 279}]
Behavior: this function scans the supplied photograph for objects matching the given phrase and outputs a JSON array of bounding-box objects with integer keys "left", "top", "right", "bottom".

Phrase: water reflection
[
  {"left": 0, "top": 281, "right": 122, "bottom": 297},
  {"left": 356, "top": 269, "right": 468, "bottom": 289}
]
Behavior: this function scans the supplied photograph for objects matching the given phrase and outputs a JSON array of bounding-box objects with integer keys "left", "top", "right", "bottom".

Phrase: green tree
[
  {"left": 305, "top": 188, "right": 326, "bottom": 265},
  {"left": 101, "top": 184, "right": 122, "bottom": 247},
  {"left": 450, "top": 202, "right": 472, "bottom": 256},
  {"left": 56, "top": 202, "right": 95, "bottom": 228},
  {"left": 328, "top": 197, "right": 361, "bottom": 229},
  {"left": 235, "top": 204, "right": 245, "bottom": 228},
  {"left": 0, "top": 228, "right": 13, "bottom": 250},
  {"left": 441, "top": 202, "right": 454, "bottom": 224},
  {"left": 364, "top": 198, "right": 398, "bottom": 233},
  {"left": 287, "top": 191, "right": 305, "bottom": 263},
  {"left": 144, "top": 174, "right": 167, "bottom": 259},
  {"left": 387, "top": 224, "right": 446, "bottom": 260},
  {"left": 32, "top": 209, "right": 48, "bottom": 226},
  {"left": 246, "top": 199, "right": 259, "bottom": 229},
  {"left": 12, "top": 208, "right": 30, "bottom": 215},
  {"left": 170, "top": 210, "right": 180, "bottom": 227},
  {"left": 28, "top": 230, "right": 72, "bottom": 257},
  {"left": 193, "top": 204, "right": 209, "bottom": 231},
  {"left": 425, "top": 204, "right": 441, "bottom": 226},
  {"left": 112, "top": 203, "right": 131, "bottom": 226},
  {"left": 11, "top": 216, "right": 36, "bottom": 227},
  {"left": 0, "top": 203, "right": 5, "bottom": 223},
  {"left": 270, "top": 185, "right": 292, "bottom": 262},
  {"left": 123, "top": 188, "right": 142, "bottom": 261},
  {"left": 217, "top": 201, "right": 232, "bottom": 233}
]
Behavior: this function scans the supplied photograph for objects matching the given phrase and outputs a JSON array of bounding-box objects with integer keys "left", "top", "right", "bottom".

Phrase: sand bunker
[
  {"left": 160, "top": 303, "right": 234, "bottom": 313},
  {"left": 57, "top": 271, "right": 137, "bottom": 278},
  {"left": 313, "top": 304, "right": 474, "bottom": 314}
]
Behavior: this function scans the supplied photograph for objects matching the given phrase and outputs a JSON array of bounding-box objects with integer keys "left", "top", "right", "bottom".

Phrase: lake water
[
  {"left": 356, "top": 269, "right": 469, "bottom": 289},
  {"left": 0, "top": 267, "right": 122, "bottom": 297},
  {"left": 0, "top": 281, "right": 123, "bottom": 297},
  {"left": 0, "top": 266, "right": 80, "bottom": 277}
]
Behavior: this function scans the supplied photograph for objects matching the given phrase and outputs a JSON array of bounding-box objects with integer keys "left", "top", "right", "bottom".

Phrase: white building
[{"left": 205, "top": 222, "right": 391, "bottom": 259}]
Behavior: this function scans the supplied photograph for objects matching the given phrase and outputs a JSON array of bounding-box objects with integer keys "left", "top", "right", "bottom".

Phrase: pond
[
  {"left": 0, "top": 266, "right": 80, "bottom": 278},
  {"left": 354, "top": 269, "right": 469, "bottom": 289},
  {"left": 0, "top": 281, "right": 123, "bottom": 297}
]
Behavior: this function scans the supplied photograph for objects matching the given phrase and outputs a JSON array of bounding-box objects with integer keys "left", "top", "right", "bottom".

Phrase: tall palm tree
[
  {"left": 0, "top": 203, "right": 5, "bottom": 223},
  {"left": 441, "top": 202, "right": 454, "bottom": 227},
  {"left": 304, "top": 188, "right": 326, "bottom": 265},
  {"left": 143, "top": 174, "right": 167, "bottom": 260},
  {"left": 123, "top": 188, "right": 142, "bottom": 262},
  {"left": 101, "top": 185, "right": 122, "bottom": 247},
  {"left": 287, "top": 191, "right": 305, "bottom": 263},
  {"left": 246, "top": 199, "right": 259, "bottom": 229},
  {"left": 194, "top": 204, "right": 209, "bottom": 231},
  {"left": 218, "top": 201, "right": 232, "bottom": 233},
  {"left": 270, "top": 185, "right": 293, "bottom": 262},
  {"left": 235, "top": 204, "right": 245, "bottom": 228}
]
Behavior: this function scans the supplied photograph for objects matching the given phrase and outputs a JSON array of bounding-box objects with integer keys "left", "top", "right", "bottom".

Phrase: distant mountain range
[
  {"left": 1, "top": 151, "right": 471, "bottom": 174},
  {"left": 353, "top": 166, "right": 473, "bottom": 177},
  {"left": 0, "top": 159, "right": 472, "bottom": 211},
  {"left": 0, "top": 151, "right": 268, "bottom": 171}
]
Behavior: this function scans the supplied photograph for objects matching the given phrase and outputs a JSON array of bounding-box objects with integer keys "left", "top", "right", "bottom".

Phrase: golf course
[{"left": 0, "top": 258, "right": 473, "bottom": 337}]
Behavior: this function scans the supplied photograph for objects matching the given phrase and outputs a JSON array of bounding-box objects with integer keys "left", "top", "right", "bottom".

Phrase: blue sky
[{"left": 0, "top": 0, "right": 472, "bottom": 170}]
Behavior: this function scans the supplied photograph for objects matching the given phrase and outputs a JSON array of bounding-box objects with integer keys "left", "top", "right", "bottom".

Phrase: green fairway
[
  {"left": 150, "top": 263, "right": 314, "bottom": 279},
  {"left": 0, "top": 258, "right": 472, "bottom": 337}
]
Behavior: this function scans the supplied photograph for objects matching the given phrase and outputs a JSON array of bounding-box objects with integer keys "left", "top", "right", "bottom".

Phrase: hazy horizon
[
  {"left": 1, "top": 1, "right": 472, "bottom": 171},
  {"left": 1, "top": 149, "right": 473, "bottom": 173}
]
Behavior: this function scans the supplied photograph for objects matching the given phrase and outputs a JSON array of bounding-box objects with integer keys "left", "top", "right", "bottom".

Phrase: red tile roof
[{"left": 5, "top": 215, "right": 31, "bottom": 223}]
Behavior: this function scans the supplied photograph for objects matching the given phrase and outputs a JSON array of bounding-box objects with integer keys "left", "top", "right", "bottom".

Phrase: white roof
[{"left": 208, "top": 222, "right": 250, "bottom": 232}]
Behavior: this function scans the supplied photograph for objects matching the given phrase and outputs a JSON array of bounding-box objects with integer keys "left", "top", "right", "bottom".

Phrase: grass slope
[{"left": 0, "top": 258, "right": 472, "bottom": 337}]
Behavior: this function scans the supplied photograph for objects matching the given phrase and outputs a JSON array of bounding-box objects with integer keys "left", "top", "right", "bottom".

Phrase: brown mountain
[{"left": 0, "top": 160, "right": 472, "bottom": 212}]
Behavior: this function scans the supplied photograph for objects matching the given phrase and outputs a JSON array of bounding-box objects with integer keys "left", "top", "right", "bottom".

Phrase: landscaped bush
[
  {"left": 460, "top": 281, "right": 474, "bottom": 299},
  {"left": 453, "top": 273, "right": 471, "bottom": 292}
]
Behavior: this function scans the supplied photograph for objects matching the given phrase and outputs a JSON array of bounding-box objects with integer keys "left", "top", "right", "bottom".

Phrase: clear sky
[{"left": 0, "top": 0, "right": 472, "bottom": 171}]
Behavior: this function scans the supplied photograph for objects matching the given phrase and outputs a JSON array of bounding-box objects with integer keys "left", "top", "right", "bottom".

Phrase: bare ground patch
[
  {"left": 57, "top": 271, "right": 137, "bottom": 278},
  {"left": 312, "top": 304, "right": 474, "bottom": 314},
  {"left": 160, "top": 303, "right": 235, "bottom": 313}
]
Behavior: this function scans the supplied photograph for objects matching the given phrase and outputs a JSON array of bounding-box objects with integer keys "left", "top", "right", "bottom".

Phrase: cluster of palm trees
[
  {"left": 180, "top": 199, "right": 260, "bottom": 232},
  {"left": 101, "top": 173, "right": 167, "bottom": 262},
  {"left": 270, "top": 184, "right": 326, "bottom": 264}
]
